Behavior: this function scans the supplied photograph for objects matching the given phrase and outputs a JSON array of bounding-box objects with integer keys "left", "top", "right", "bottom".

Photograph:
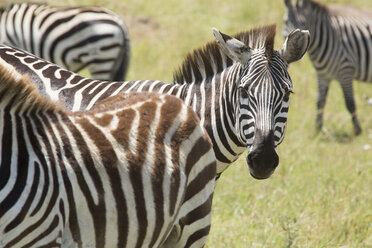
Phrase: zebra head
[
  {"left": 283, "top": 0, "right": 315, "bottom": 38},
  {"left": 213, "top": 27, "right": 310, "bottom": 179}
]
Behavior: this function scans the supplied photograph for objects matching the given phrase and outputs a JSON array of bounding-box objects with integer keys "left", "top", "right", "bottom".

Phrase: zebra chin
[{"left": 246, "top": 129, "right": 279, "bottom": 180}]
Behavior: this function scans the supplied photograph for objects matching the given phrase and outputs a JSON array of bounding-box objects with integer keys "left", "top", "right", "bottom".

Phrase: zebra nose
[{"left": 247, "top": 129, "right": 279, "bottom": 180}]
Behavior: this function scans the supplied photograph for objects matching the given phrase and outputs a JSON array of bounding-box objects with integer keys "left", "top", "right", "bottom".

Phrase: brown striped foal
[{"left": 0, "top": 66, "right": 216, "bottom": 247}]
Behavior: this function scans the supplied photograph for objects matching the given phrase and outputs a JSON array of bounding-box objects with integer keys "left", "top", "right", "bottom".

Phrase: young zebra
[
  {"left": 0, "top": 2, "right": 130, "bottom": 81},
  {"left": 283, "top": 0, "right": 372, "bottom": 135},
  {"left": 0, "top": 24, "right": 310, "bottom": 179},
  {"left": 0, "top": 66, "right": 216, "bottom": 247}
]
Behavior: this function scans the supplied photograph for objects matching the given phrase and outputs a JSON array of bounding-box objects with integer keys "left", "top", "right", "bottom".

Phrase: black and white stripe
[
  {"left": 0, "top": 24, "right": 309, "bottom": 179},
  {"left": 0, "top": 3, "right": 130, "bottom": 81},
  {"left": 283, "top": 0, "right": 372, "bottom": 134},
  {"left": 0, "top": 66, "right": 216, "bottom": 247}
]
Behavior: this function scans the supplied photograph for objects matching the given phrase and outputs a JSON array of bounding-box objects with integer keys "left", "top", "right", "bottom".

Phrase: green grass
[{"left": 6, "top": 0, "right": 372, "bottom": 246}]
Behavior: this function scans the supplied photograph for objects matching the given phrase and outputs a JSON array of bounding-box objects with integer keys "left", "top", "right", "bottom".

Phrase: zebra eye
[
  {"left": 238, "top": 85, "right": 248, "bottom": 92},
  {"left": 238, "top": 86, "right": 249, "bottom": 98},
  {"left": 283, "top": 88, "right": 294, "bottom": 100},
  {"left": 283, "top": 85, "right": 294, "bottom": 95}
]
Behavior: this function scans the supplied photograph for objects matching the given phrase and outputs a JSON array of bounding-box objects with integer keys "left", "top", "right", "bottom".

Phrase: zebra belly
[{"left": 64, "top": 162, "right": 186, "bottom": 248}]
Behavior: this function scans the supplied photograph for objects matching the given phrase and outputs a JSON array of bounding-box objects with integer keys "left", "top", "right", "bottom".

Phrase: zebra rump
[{"left": 0, "top": 3, "right": 130, "bottom": 81}]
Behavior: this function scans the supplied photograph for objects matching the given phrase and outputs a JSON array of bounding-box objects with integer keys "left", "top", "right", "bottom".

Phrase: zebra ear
[
  {"left": 280, "top": 29, "right": 310, "bottom": 64},
  {"left": 297, "top": 0, "right": 309, "bottom": 8},
  {"left": 212, "top": 28, "right": 251, "bottom": 64}
]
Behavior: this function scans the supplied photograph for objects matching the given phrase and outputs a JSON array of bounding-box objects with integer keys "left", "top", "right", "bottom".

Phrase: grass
[{"left": 4, "top": 0, "right": 372, "bottom": 246}]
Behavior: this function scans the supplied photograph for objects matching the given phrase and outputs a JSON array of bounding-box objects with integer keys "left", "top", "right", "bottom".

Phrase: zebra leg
[
  {"left": 316, "top": 75, "right": 331, "bottom": 132},
  {"left": 338, "top": 76, "right": 362, "bottom": 135}
]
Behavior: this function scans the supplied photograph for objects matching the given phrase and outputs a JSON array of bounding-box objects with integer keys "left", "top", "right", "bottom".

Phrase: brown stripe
[
  {"left": 94, "top": 114, "right": 113, "bottom": 127},
  {"left": 129, "top": 101, "right": 157, "bottom": 248},
  {"left": 149, "top": 95, "right": 182, "bottom": 246},
  {"left": 111, "top": 108, "right": 136, "bottom": 149},
  {"left": 169, "top": 106, "right": 200, "bottom": 216}
]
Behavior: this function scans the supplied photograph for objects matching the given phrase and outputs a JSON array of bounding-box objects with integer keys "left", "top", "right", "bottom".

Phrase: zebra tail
[{"left": 111, "top": 20, "right": 131, "bottom": 81}]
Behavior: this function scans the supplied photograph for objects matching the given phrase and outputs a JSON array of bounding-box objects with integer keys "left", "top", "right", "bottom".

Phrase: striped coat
[
  {"left": 0, "top": 65, "right": 216, "bottom": 247},
  {"left": 0, "top": 3, "right": 130, "bottom": 80},
  {"left": 0, "top": 24, "right": 310, "bottom": 179},
  {"left": 283, "top": 0, "right": 372, "bottom": 134}
]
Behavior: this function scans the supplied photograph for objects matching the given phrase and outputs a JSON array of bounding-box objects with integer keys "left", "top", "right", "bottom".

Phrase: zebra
[
  {"left": 0, "top": 65, "right": 216, "bottom": 247},
  {"left": 0, "top": 24, "right": 310, "bottom": 180},
  {"left": 283, "top": 0, "right": 372, "bottom": 135},
  {"left": 0, "top": 2, "right": 130, "bottom": 81}
]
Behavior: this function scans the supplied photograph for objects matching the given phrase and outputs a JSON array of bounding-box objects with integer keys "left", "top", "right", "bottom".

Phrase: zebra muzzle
[{"left": 246, "top": 129, "right": 279, "bottom": 180}]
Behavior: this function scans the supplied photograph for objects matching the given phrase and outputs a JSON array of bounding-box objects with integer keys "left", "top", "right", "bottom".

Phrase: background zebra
[
  {"left": 0, "top": 24, "right": 310, "bottom": 180},
  {"left": 0, "top": 65, "right": 216, "bottom": 247},
  {"left": 0, "top": 2, "right": 130, "bottom": 81},
  {"left": 283, "top": 0, "right": 372, "bottom": 135}
]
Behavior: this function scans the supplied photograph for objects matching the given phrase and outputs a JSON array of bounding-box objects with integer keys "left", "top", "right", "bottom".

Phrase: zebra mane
[
  {"left": 0, "top": 66, "right": 62, "bottom": 114},
  {"left": 173, "top": 24, "right": 276, "bottom": 84},
  {"left": 301, "top": 0, "right": 328, "bottom": 13}
]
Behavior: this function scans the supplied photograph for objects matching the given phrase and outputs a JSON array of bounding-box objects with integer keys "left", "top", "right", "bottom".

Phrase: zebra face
[
  {"left": 283, "top": 0, "right": 312, "bottom": 38},
  {"left": 213, "top": 27, "right": 310, "bottom": 179},
  {"left": 238, "top": 52, "right": 293, "bottom": 147},
  {"left": 237, "top": 52, "right": 293, "bottom": 179}
]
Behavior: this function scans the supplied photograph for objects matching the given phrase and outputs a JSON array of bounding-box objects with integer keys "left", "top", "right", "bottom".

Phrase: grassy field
[{"left": 4, "top": 0, "right": 372, "bottom": 246}]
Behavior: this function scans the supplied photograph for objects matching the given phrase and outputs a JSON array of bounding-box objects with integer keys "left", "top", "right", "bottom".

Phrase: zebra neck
[
  {"left": 306, "top": 11, "right": 334, "bottom": 68},
  {"left": 179, "top": 67, "right": 239, "bottom": 121},
  {"left": 308, "top": 10, "right": 333, "bottom": 58},
  {"left": 179, "top": 65, "right": 245, "bottom": 172}
]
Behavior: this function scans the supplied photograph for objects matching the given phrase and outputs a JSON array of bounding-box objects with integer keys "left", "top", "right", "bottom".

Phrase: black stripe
[
  {"left": 100, "top": 43, "right": 122, "bottom": 51},
  {"left": 0, "top": 105, "right": 13, "bottom": 192},
  {"left": 20, "top": 4, "right": 28, "bottom": 50},
  {"left": 3, "top": 113, "right": 61, "bottom": 247},
  {"left": 39, "top": 15, "right": 75, "bottom": 57},
  {"left": 62, "top": 116, "right": 107, "bottom": 247},
  {"left": 185, "top": 225, "right": 211, "bottom": 248},
  {"left": 49, "top": 19, "right": 119, "bottom": 62},
  {"left": 21, "top": 215, "right": 60, "bottom": 248},
  {"left": 28, "top": 5, "right": 36, "bottom": 54},
  {"left": 28, "top": 116, "right": 52, "bottom": 217},
  {"left": 60, "top": 33, "right": 114, "bottom": 66},
  {"left": 4, "top": 162, "right": 40, "bottom": 233},
  {"left": 184, "top": 162, "right": 215, "bottom": 203},
  {"left": 0, "top": 112, "right": 29, "bottom": 221}
]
